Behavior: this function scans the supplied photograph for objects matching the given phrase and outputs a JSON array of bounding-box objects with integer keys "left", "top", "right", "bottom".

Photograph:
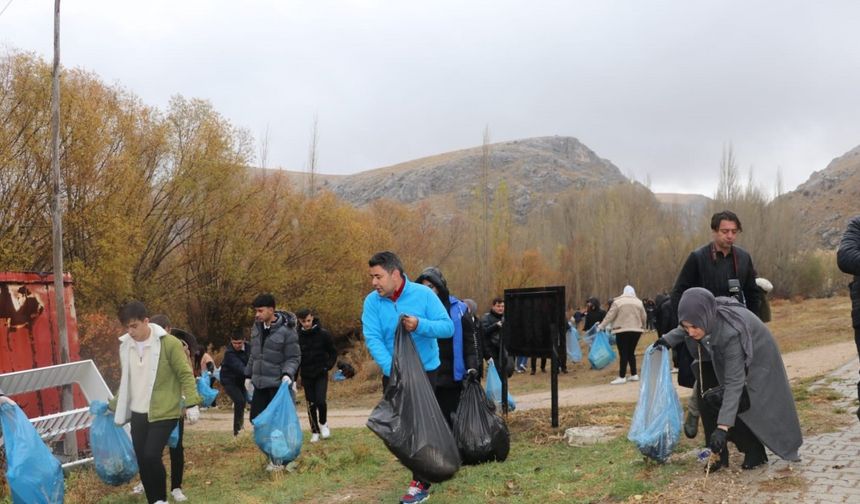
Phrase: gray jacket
[
  {"left": 664, "top": 312, "right": 802, "bottom": 461},
  {"left": 245, "top": 311, "right": 301, "bottom": 389}
]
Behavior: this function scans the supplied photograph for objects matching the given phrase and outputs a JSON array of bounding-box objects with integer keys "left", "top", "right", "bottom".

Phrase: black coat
[
  {"left": 671, "top": 242, "right": 762, "bottom": 318},
  {"left": 220, "top": 344, "right": 249, "bottom": 386},
  {"left": 297, "top": 321, "right": 338, "bottom": 379},
  {"left": 837, "top": 215, "right": 860, "bottom": 330},
  {"left": 583, "top": 308, "right": 605, "bottom": 332},
  {"left": 481, "top": 311, "right": 503, "bottom": 361}
]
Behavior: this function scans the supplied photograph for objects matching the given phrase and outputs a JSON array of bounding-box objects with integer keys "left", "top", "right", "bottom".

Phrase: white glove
[
  {"left": 0, "top": 396, "right": 16, "bottom": 406},
  {"left": 282, "top": 375, "right": 292, "bottom": 385},
  {"left": 244, "top": 378, "right": 252, "bottom": 390},
  {"left": 186, "top": 405, "right": 200, "bottom": 425}
]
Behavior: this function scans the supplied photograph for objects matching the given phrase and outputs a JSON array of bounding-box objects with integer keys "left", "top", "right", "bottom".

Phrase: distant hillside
[
  {"left": 654, "top": 193, "right": 712, "bottom": 230},
  {"left": 779, "top": 144, "right": 860, "bottom": 248},
  {"left": 265, "top": 136, "right": 630, "bottom": 221}
]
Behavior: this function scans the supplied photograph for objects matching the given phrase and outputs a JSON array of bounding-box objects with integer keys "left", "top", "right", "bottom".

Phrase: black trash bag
[
  {"left": 453, "top": 375, "right": 510, "bottom": 465},
  {"left": 366, "top": 316, "right": 461, "bottom": 483}
]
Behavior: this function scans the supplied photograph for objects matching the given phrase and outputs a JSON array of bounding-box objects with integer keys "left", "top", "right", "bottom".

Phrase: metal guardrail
[{"left": 0, "top": 360, "right": 113, "bottom": 468}]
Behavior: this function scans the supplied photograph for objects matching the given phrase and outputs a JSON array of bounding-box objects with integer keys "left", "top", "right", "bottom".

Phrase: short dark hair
[
  {"left": 150, "top": 314, "right": 170, "bottom": 329},
  {"left": 368, "top": 251, "right": 404, "bottom": 275},
  {"left": 295, "top": 308, "right": 312, "bottom": 319},
  {"left": 710, "top": 210, "right": 743, "bottom": 232},
  {"left": 230, "top": 327, "right": 246, "bottom": 341},
  {"left": 492, "top": 297, "right": 504, "bottom": 306},
  {"left": 252, "top": 293, "right": 276, "bottom": 308},
  {"left": 118, "top": 300, "right": 148, "bottom": 325}
]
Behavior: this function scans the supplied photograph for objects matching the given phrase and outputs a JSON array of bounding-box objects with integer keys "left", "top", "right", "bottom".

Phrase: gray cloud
[{"left": 3, "top": 0, "right": 859, "bottom": 195}]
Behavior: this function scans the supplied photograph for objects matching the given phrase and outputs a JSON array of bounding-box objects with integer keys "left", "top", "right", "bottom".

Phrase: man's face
[
  {"left": 230, "top": 339, "right": 244, "bottom": 351},
  {"left": 491, "top": 301, "right": 505, "bottom": 316},
  {"left": 254, "top": 306, "right": 275, "bottom": 324},
  {"left": 125, "top": 318, "right": 151, "bottom": 342},
  {"left": 370, "top": 265, "right": 401, "bottom": 298},
  {"left": 712, "top": 219, "right": 740, "bottom": 251},
  {"left": 299, "top": 314, "right": 315, "bottom": 330}
]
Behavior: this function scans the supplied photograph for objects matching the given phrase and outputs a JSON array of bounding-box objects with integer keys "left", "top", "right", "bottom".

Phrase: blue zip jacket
[{"left": 361, "top": 276, "right": 454, "bottom": 376}]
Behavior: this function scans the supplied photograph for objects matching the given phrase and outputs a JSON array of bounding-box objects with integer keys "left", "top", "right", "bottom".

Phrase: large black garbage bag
[
  {"left": 366, "top": 317, "right": 461, "bottom": 483},
  {"left": 453, "top": 375, "right": 510, "bottom": 465}
]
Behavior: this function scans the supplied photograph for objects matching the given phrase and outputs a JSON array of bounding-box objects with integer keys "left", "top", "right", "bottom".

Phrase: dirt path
[{"left": 188, "top": 340, "right": 857, "bottom": 433}]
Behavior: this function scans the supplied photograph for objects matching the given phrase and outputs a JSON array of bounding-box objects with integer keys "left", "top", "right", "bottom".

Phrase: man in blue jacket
[{"left": 361, "top": 251, "right": 454, "bottom": 504}]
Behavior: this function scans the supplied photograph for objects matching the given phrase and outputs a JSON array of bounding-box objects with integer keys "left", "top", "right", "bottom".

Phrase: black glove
[
  {"left": 709, "top": 429, "right": 728, "bottom": 453},
  {"left": 653, "top": 338, "right": 671, "bottom": 350},
  {"left": 856, "top": 381, "right": 860, "bottom": 422}
]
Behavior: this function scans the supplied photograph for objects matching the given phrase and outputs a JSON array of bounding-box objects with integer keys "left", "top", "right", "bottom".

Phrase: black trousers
[
  {"left": 222, "top": 381, "right": 247, "bottom": 434},
  {"left": 530, "top": 356, "right": 546, "bottom": 372},
  {"left": 616, "top": 331, "right": 642, "bottom": 378},
  {"left": 130, "top": 412, "right": 177, "bottom": 504},
  {"left": 382, "top": 368, "right": 438, "bottom": 487},
  {"left": 302, "top": 374, "right": 329, "bottom": 433},
  {"left": 168, "top": 417, "right": 184, "bottom": 491},
  {"left": 696, "top": 360, "right": 765, "bottom": 460},
  {"left": 434, "top": 385, "right": 461, "bottom": 429},
  {"left": 249, "top": 385, "right": 279, "bottom": 422}
]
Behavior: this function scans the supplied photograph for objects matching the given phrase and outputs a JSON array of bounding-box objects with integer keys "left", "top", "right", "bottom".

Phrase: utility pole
[{"left": 49, "top": 0, "right": 76, "bottom": 458}]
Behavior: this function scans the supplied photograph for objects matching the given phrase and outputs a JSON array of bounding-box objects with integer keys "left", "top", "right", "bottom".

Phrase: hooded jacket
[
  {"left": 245, "top": 311, "right": 301, "bottom": 389},
  {"left": 837, "top": 215, "right": 860, "bottom": 330},
  {"left": 598, "top": 286, "right": 646, "bottom": 334},
  {"left": 108, "top": 323, "right": 202, "bottom": 424},
  {"left": 297, "top": 319, "right": 338, "bottom": 379},
  {"left": 415, "top": 267, "right": 479, "bottom": 387}
]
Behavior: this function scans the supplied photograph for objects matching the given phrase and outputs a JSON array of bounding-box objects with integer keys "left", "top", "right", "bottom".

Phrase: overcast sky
[{"left": 2, "top": 0, "right": 859, "bottom": 195}]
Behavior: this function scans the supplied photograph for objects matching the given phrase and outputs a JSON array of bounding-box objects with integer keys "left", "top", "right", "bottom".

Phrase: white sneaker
[
  {"left": 154, "top": 501, "right": 168, "bottom": 504},
  {"left": 131, "top": 482, "right": 144, "bottom": 495},
  {"left": 320, "top": 423, "right": 331, "bottom": 439},
  {"left": 171, "top": 488, "right": 188, "bottom": 502},
  {"left": 610, "top": 376, "right": 627, "bottom": 385},
  {"left": 629, "top": 375, "right": 640, "bottom": 382},
  {"left": 311, "top": 433, "right": 320, "bottom": 443},
  {"left": 266, "top": 462, "right": 285, "bottom": 472}
]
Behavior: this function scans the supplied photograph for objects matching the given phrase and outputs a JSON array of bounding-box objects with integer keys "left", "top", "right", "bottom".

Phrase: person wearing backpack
[
  {"left": 416, "top": 267, "right": 480, "bottom": 428},
  {"left": 295, "top": 308, "right": 338, "bottom": 443},
  {"left": 244, "top": 293, "right": 301, "bottom": 471}
]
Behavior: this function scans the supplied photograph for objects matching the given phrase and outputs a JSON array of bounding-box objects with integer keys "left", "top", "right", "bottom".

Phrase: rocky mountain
[
  {"left": 779, "top": 144, "right": 860, "bottom": 248},
  {"left": 285, "top": 136, "right": 630, "bottom": 220}
]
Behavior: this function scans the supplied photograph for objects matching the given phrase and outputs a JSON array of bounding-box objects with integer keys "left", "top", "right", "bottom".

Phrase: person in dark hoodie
[
  {"left": 583, "top": 297, "right": 606, "bottom": 331},
  {"left": 220, "top": 328, "right": 250, "bottom": 436},
  {"left": 416, "top": 267, "right": 480, "bottom": 428},
  {"left": 295, "top": 308, "right": 337, "bottom": 443},
  {"left": 244, "top": 293, "right": 301, "bottom": 471}
]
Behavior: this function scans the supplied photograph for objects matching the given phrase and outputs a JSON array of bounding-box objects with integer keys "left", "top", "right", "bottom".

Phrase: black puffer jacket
[
  {"left": 220, "top": 343, "right": 249, "bottom": 387},
  {"left": 297, "top": 320, "right": 338, "bottom": 380},
  {"left": 245, "top": 311, "right": 301, "bottom": 389},
  {"left": 837, "top": 215, "right": 860, "bottom": 330}
]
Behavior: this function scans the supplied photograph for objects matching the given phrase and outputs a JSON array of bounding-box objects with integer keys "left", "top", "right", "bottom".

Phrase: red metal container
[{"left": 0, "top": 272, "right": 87, "bottom": 446}]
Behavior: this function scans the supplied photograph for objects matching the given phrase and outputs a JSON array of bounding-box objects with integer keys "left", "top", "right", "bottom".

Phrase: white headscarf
[{"left": 622, "top": 285, "right": 636, "bottom": 297}]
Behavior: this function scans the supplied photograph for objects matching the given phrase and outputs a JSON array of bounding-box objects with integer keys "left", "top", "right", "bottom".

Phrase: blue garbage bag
[
  {"left": 252, "top": 381, "right": 303, "bottom": 465},
  {"left": 587, "top": 330, "right": 616, "bottom": 370},
  {"left": 485, "top": 361, "right": 516, "bottom": 411},
  {"left": 167, "top": 421, "right": 180, "bottom": 449},
  {"left": 627, "top": 345, "right": 683, "bottom": 463},
  {"left": 333, "top": 369, "right": 346, "bottom": 381},
  {"left": 566, "top": 327, "right": 582, "bottom": 363},
  {"left": 0, "top": 402, "right": 64, "bottom": 503},
  {"left": 197, "top": 371, "right": 218, "bottom": 407},
  {"left": 87, "top": 400, "right": 138, "bottom": 486},
  {"left": 583, "top": 322, "right": 599, "bottom": 346}
]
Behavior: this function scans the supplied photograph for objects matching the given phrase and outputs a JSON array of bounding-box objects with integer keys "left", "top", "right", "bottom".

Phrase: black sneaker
[{"left": 683, "top": 412, "right": 699, "bottom": 439}]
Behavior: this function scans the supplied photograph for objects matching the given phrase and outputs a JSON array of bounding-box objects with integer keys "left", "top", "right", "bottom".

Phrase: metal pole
[
  {"left": 50, "top": 0, "right": 76, "bottom": 458},
  {"left": 550, "top": 322, "right": 559, "bottom": 428}
]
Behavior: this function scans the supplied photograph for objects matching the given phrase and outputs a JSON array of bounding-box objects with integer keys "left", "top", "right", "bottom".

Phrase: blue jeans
[{"left": 516, "top": 356, "right": 528, "bottom": 370}]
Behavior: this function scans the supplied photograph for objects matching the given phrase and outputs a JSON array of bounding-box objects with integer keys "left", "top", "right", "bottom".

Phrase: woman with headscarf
[
  {"left": 655, "top": 287, "right": 802, "bottom": 471},
  {"left": 598, "top": 285, "right": 647, "bottom": 385}
]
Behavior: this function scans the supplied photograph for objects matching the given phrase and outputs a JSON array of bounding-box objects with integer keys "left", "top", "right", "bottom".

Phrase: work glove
[
  {"left": 709, "top": 428, "right": 728, "bottom": 453},
  {"left": 186, "top": 405, "right": 200, "bottom": 425},
  {"left": 282, "top": 375, "right": 292, "bottom": 386},
  {"left": 0, "top": 395, "right": 17, "bottom": 406},
  {"left": 653, "top": 338, "right": 671, "bottom": 350},
  {"left": 244, "top": 378, "right": 252, "bottom": 391}
]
